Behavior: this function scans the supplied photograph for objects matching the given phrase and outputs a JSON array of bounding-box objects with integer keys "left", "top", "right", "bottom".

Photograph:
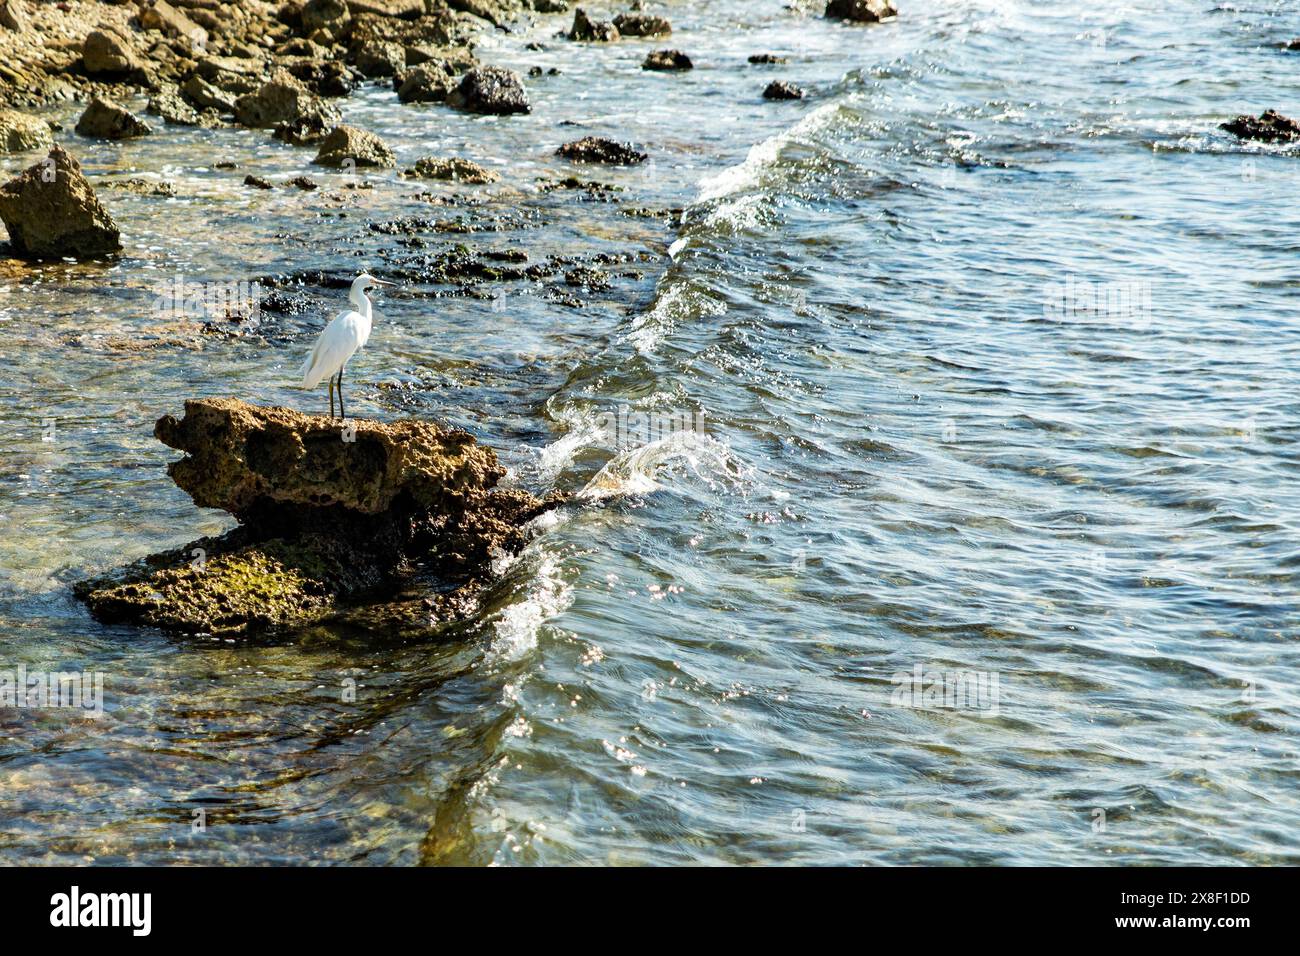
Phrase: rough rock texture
[
  {"left": 312, "top": 124, "right": 397, "bottom": 167},
  {"left": 75, "top": 97, "right": 152, "bottom": 139},
  {"left": 82, "top": 29, "right": 140, "bottom": 75},
  {"left": 395, "top": 62, "right": 456, "bottom": 102},
  {"left": 763, "top": 80, "right": 805, "bottom": 100},
  {"left": 568, "top": 8, "right": 618, "bottom": 41},
  {"left": 613, "top": 13, "right": 670, "bottom": 37},
  {"left": 642, "top": 48, "right": 692, "bottom": 71},
  {"left": 235, "top": 72, "right": 339, "bottom": 129},
  {"left": 0, "top": 108, "right": 52, "bottom": 152},
  {"left": 183, "top": 74, "right": 238, "bottom": 113},
  {"left": 0, "top": 145, "right": 122, "bottom": 257},
  {"left": 825, "top": 0, "right": 898, "bottom": 23},
  {"left": 147, "top": 86, "right": 212, "bottom": 127},
  {"left": 749, "top": 53, "right": 789, "bottom": 64},
  {"left": 557, "top": 136, "right": 647, "bottom": 165},
  {"left": 1221, "top": 109, "right": 1300, "bottom": 143},
  {"left": 403, "top": 156, "right": 500, "bottom": 183},
  {"left": 139, "top": 0, "right": 208, "bottom": 46},
  {"left": 447, "top": 66, "right": 530, "bottom": 114},
  {"left": 354, "top": 38, "right": 406, "bottom": 77},
  {"left": 75, "top": 398, "right": 563, "bottom": 635}
]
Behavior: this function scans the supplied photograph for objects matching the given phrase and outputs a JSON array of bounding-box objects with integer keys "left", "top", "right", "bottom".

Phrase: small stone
[
  {"left": 642, "top": 49, "right": 692, "bottom": 71},
  {"left": 763, "top": 80, "right": 805, "bottom": 100},
  {"left": 557, "top": 136, "right": 647, "bottom": 165},
  {"left": 244, "top": 174, "right": 273, "bottom": 189},
  {"left": 748, "top": 53, "right": 789, "bottom": 64},
  {"left": 75, "top": 98, "right": 152, "bottom": 140},
  {"left": 286, "top": 176, "right": 319, "bottom": 190}
]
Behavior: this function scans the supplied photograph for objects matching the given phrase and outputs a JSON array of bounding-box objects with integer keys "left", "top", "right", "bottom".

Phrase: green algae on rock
[{"left": 76, "top": 398, "right": 564, "bottom": 636}]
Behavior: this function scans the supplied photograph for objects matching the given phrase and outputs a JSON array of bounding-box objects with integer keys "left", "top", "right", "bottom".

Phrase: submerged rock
[
  {"left": 557, "top": 136, "right": 647, "bottom": 165},
  {"left": 0, "top": 108, "right": 52, "bottom": 152},
  {"left": 312, "top": 124, "right": 397, "bottom": 167},
  {"left": 749, "top": 53, "right": 790, "bottom": 64},
  {"left": 75, "top": 398, "right": 563, "bottom": 636},
  {"left": 568, "top": 8, "right": 619, "bottom": 41},
  {"left": 825, "top": 0, "right": 898, "bottom": 22},
  {"left": 75, "top": 97, "right": 152, "bottom": 140},
  {"left": 235, "top": 73, "right": 340, "bottom": 129},
  {"left": 403, "top": 156, "right": 500, "bottom": 183},
  {"left": 613, "top": 13, "right": 670, "bottom": 37},
  {"left": 1221, "top": 109, "right": 1300, "bottom": 143},
  {"left": 763, "top": 80, "right": 805, "bottom": 100},
  {"left": 0, "top": 146, "right": 122, "bottom": 258},
  {"left": 642, "top": 49, "right": 692, "bottom": 71},
  {"left": 447, "top": 66, "right": 530, "bottom": 114}
]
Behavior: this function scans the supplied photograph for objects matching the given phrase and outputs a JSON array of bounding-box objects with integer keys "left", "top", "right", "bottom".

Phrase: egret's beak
[{"left": 371, "top": 278, "right": 395, "bottom": 286}]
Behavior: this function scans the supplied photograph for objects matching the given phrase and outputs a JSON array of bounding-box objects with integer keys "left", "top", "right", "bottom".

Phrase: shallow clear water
[{"left": 1, "top": 0, "right": 1298, "bottom": 864}]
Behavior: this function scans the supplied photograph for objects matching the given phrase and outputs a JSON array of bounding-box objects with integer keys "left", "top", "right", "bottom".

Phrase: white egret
[{"left": 299, "top": 273, "right": 393, "bottom": 419}]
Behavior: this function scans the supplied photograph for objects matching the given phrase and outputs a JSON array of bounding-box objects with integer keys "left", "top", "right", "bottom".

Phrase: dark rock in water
[
  {"left": 288, "top": 59, "right": 356, "bottom": 98},
  {"left": 286, "top": 175, "right": 319, "bottom": 190},
  {"left": 613, "top": 13, "right": 670, "bottom": 37},
  {"left": 75, "top": 97, "right": 151, "bottom": 139},
  {"left": 244, "top": 174, "right": 273, "bottom": 189},
  {"left": 825, "top": 0, "right": 898, "bottom": 22},
  {"left": 403, "top": 156, "right": 500, "bottom": 183},
  {"left": 1220, "top": 109, "right": 1300, "bottom": 143},
  {"left": 0, "top": 146, "right": 122, "bottom": 258},
  {"left": 83, "top": 29, "right": 141, "bottom": 75},
  {"left": 748, "top": 53, "right": 789, "bottom": 64},
  {"left": 273, "top": 110, "right": 336, "bottom": 145},
  {"left": 763, "top": 80, "right": 805, "bottom": 100},
  {"left": 0, "top": 108, "right": 53, "bottom": 152},
  {"left": 569, "top": 8, "right": 619, "bottom": 41},
  {"left": 312, "top": 124, "right": 397, "bottom": 167},
  {"left": 642, "top": 49, "right": 692, "bottom": 71},
  {"left": 557, "top": 136, "right": 647, "bottom": 164},
  {"left": 447, "top": 66, "right": 530, "bottom": 115},
  {"left": 1285, "top": 39, "right": 1300, "bottom": 51},
  {"left": 102, "top": 178, "right": 178, "bottom": 197},
  {"left": 74, "top": 398, "right": 564, "bottom": 636},
  {"left": 396, "top": 63, "right": 456, "bottom": 103}
]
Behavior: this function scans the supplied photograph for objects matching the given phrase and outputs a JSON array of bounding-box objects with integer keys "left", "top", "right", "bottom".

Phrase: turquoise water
[{"left": 1, "top": 0, "right": 1297, "bottom": 864}]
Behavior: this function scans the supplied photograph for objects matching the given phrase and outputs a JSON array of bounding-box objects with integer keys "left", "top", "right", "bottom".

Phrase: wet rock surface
[
  {"left": 825, "top": 0, "right": 899, "bottom": 22},
  {"left": 404, "top": 156, "right": 500, "bottom": 183},
  {"left": 447, "top": 66, "right": 530, "bottom": 114},
  {"left": 0, "top": 108, "right": 52, "bottom": 152},
  {"left": 763, "top": 80, "right": 805, "bottom": 100},
  {"left": 75, "top": 96, "right": 152, "bottom": 139},
  {"left": 75, "top": 398, "right": 565, "bottom": 636},
  {"left": 642, "top": 49, "right": 692, "bottom": 71},
  {"left": 613, "top": 13, "right": 671, "bottom": 37},
  {"left": 312, "top": 124, "right": 397, "bottom": 167},
  {"left": 558, "top": 136, "right": 648, "bottom": 165},
  {"left": 1221, "top": 109, "right": 1300, "bottom": 143},
  {"left": 569, "top": 8, "right": 619, "bottom": 42},
  {"left": 0, "top": 145, "right": 121, "bottom": 258}
]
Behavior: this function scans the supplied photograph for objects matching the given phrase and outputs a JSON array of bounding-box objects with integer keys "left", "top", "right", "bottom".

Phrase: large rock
[
  {"left": 139, "top": 0, "right": 209, "bottom": 47},
  {"left": 1221, "top": 109, "right": 1300, "bottom": 143},
  {"left": 83, "top": 29, "right": 141, "bottom": 75},
  {"left": 235, "top": 72, "right": 339, "bottom": 128},
  {"left": 557, "top": 136, "right": 647, "bottom": 164},
  {"left": 447, "top": 66, "right": 530, "bottom": 115},
  {"left": 301, "top": 0, "right": 351, "bottom": 35},
  {"left": 825, "top": 0, "right": 898, "bottom": 22},
  {"left": 395, "top": 63, "right": 455, "bottom": 103},
  {"left": 74, "top": 398, "right": 562, "bottom": 635},
  {"left": 568, "top": 8, "right": 618, "bottom": 41},
  {"left": 0, "top": 109, "right": 52, "bottom": 152},
  {"left": 312, "top": 124, "right": 396, "bottom": 167},
  {"left": 0, "top": 146, "right": 122, "bottom": 258},
  {"left": 613, "top": 13, "right": 670, "bottom": 37},
  {"left": 75, "top": 97, "right": 152, "bottom": 140},
  {"left": 353, "top": 38, "right": 405, "bottom": 77}
]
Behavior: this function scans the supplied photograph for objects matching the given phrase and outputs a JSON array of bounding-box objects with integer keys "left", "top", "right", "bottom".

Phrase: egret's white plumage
[{"left": 299, "top": 273, "right": 391, "bottom": 418}]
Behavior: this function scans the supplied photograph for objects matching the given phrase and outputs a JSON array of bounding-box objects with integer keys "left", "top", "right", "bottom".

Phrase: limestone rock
[
  {"left": 447, "top": 66, "right": 529, "bottom": 115},
  {"left": 75, "top": 97, "right": 152, "bottom": 140},
  {"left": 0, "top": 108, "right": 52, "bottom": 152},
  {"left": 0, "top": 145, "right": 122, "bottom": 258},
  {"left": 557, "top": 136, "right": 647, "bottom": 165},
  {"left": 312, "top": 124, "right": 396, "bottom": 167}
]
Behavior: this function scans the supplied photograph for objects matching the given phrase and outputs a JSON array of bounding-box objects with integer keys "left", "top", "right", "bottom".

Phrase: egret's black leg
[
  {"left": 337, "top": 368, "right": 346, "bottom": 420},
  {"left": 329, "top": 377, "right": 336, "bottom": 419}
]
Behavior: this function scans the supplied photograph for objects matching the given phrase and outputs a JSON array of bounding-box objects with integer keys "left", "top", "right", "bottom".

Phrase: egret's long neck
[{"left": 350, "top": 289, "right": 373, "bottom": 321}]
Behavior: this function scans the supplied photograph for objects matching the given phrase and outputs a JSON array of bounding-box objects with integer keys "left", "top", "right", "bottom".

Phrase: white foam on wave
[
  {"left": 577, "top": 428, "right": 755, "bottom": 503},
  {"left": 695, "top": 102, "right": 843, "bottom": 204},
  {"left": 484, "top": 548, "right": 573, "bottom": 666}
]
